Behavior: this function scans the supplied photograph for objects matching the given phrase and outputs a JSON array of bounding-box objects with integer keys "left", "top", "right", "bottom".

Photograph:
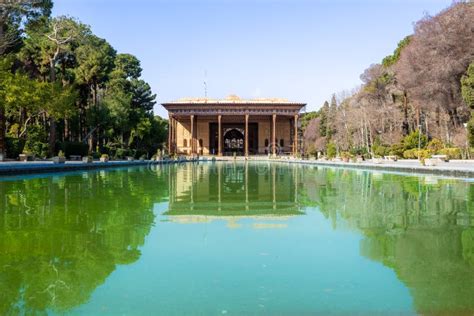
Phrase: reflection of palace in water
[{"left": 163, "top": 162, "right": 304, "bottom": 225}]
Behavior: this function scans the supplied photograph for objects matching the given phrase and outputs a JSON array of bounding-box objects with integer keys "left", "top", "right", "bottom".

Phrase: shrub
[
  {"left": 60, "top": 141, "right": 89, "bottom": 158},
  {"left": 340, "top": 151, "right": 352, "bottom": 159},
  {"left": 5, "top": 137, "right": 25, "bottom": 159},
  {"left": 403, "top": 130, "right": 428, "bottom": 150},
  {"left": 438, "top": 147, "right": 462, "bottom": 159},
  {"left": 326, "top": 142, "right": 337, "bottom": 159},
  {"left": 23, "top": 124, "right": 48, "bottom": 158},
  {"left": 416, "top": 149, "right": 432, "bottom": 159},
  {"left": 115, "top": 148, "right": 132, "bottom": 159},
  {"left": 427, "top": 138, "right": 444, "bottom": 152},
  {"left": 403, "top": 149, "right": 417, "bottom": 159},
  {"left": 403, "top": 149, "right": 432, "bottom": 159},
  {"left": 306, "top": 144, "right": 318, "bottom": 157},
  {"left": 468, "top": 116, "right": 474, "bottom": 147},
  {"left": 134, "top": 149, "right": 148, "bottom": 159},
  {"left": 389, "top": 143, "right": 405, "bottom": 157},
  {"left": 373, "top": 144, "right": 389, "bottom": 158}
]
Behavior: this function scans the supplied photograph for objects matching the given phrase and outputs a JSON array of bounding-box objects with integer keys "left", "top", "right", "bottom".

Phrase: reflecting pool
[{"left": 1, "top": 162, "right": 474, "bottom": 315}]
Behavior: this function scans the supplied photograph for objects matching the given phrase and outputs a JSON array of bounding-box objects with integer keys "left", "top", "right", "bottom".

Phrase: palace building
[{"left": 162, "top": 95, "right": 306, "bottom": 156}]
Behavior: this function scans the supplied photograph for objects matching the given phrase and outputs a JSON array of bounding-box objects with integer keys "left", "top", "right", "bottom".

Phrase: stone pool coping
[
  {"left": 267, "top": 158, "right": 474, "bottom": 178},
  {"left": 0, "top": 157, "right": 473, "bottom": 178},
  {"left": 0, "top": 160, "right": 177, "bottom": 176},
  {"left": 211, "top": 156, "right": 474, "bottom": 178}
]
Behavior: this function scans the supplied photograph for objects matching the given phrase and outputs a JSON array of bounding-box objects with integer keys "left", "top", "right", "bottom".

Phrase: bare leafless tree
[{"left": 395, "top": 1, "right": 474, "bottom": 128}]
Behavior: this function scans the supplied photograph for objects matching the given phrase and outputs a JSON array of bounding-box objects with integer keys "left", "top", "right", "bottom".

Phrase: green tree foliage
[
  {"left": 75, "top": 34, "right": 116, "bottom": 105},
  {"left": 462, "top": 61, "right": 474, "bottom": 146},
  {"left": 303, "top": 3, "right": 473, "bottom": 158},
  {"left": 402, "top": 130, "right": 428, "bottom": 150},
  {"left": 327, "top": 94, "right": 337, "bottom": 138},
  {"left": 326, "top": 142, "right": 337, "bottom": 158},
  {"left": 0, "top": 2, "right": 167, "bottom": 159},
  {"left": 113, "top": 53, "right": 142, "bottom": 79},
  {"left": 300, "top": 111, "right": 318, "bottom": 130},
  {"left": 319, "top": 101, "right": 329, "bottom": 137},
  {"left": 0, "top": 0, "right": 52, "bottom": 55},
  {"left": 382, "top": 36, "right": 411, "bottom": 67}
]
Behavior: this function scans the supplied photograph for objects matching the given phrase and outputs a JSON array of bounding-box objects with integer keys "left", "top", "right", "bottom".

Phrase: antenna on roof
[{"left": 203, "top": 70, "right": 208, "bottom": 98}]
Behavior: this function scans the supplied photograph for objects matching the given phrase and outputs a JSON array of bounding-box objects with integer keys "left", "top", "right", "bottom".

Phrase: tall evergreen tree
[
  {"left": 319, "top": 101, "right": 329, "bottom": 137},
  {"left": 461, "top": 62, "right": 474, "bottom": 147}
]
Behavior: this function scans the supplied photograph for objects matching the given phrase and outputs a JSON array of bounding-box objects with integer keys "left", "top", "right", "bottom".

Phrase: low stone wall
[
  {"left": 1, "top": 156, "right": 473, "bottom": 178},
  {"left": 277, "top": 159, "right": 474, "bottom": 178},
  {"left": 0, "top": 159, "right": 187, "bottom": 176},
  {"left": 209, "top": 156, "right": 474, "bottom": 178}
]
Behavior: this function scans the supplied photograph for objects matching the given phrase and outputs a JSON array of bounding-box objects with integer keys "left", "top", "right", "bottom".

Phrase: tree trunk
[
  {"left": 64, "top": 118, "right": 69, "bottom": 141},
  {"left": 49, "top": 118, "right": 56, "bottom": 156},
  {"left": 48, "top": 59, "right": 57, "bottom": 157},
  {"left": 0, "top": 107, "right": 5, "bottom": 156},
  {"left": 402, "top": 92, "right": 409, "bottom": 135}
]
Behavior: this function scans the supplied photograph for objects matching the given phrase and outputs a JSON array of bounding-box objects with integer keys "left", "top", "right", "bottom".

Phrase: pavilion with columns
[{"left": 162, "top": 95, "right": 306, "bottom": 157}]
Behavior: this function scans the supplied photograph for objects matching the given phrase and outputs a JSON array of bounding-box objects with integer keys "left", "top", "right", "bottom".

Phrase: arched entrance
[{"left": 223, "top": 128, "right": 244, "bottom": 155}]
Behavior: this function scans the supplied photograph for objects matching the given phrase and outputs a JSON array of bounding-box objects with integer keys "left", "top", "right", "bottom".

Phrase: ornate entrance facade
[{"left": 162, "top": 95, "right": 306, "bottom": 156}]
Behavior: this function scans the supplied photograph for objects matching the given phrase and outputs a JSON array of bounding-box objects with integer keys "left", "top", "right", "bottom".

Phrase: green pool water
[{"left": 1, "top": 162, "right": 474, "bottom": 315}]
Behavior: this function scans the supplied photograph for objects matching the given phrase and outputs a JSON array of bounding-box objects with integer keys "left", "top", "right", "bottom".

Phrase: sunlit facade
[{"left": 162, "top": 95, "right": 306, "bottom": 156}]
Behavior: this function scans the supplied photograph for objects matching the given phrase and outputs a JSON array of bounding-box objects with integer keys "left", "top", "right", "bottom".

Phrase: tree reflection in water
[
  {"left": 1, "top": 163, "right": 474, "bottom": 314},
  {"left": 0, "top": 167, "right": 168, "bottom": 315},
  {"left": 164, "top": 161, "right": 474, "bottom": 314},
  {"left": 298, "top": 165, "right": 474, "bottom": 315}
]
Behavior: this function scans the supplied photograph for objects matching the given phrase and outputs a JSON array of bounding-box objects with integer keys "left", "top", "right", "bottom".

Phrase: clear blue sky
[{"left": 53, "top": 0, "right": 452, "bottom": 117}]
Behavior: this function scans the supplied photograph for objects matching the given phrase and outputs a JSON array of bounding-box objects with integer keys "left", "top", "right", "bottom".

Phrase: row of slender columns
[
  {"left": 272, "top": 114, "right": 276, "bottom": 156},
  {"left": 294, "top": 114, "right": 299, "bottom": 156},
  {"left": 169, "top": 113, "right": 299, "bottom": 156},
  {"left": 245, "top": 114, "right": 249, "bottom": 157},
  {"left": 218, "top": 115, "right": 222, "bottom": 156},
  {"left": 168, "top": 114, "right": 176, "bottom": 155},
  {"left": 190, "top": 115, "right": 195, "bottom": 155}
]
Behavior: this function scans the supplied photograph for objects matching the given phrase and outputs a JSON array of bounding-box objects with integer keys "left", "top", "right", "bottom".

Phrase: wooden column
[
  {"left": 173, "top": 117, "right": 177, "bottom": 155},
  {"left": 218, "top": 115, "right": 222, "bottom": 156},
  {"left": 168, "top": 114, "right": 173, "bottom": 154},
  {"left": 245, "top": 114, "right": 249, "bottom": 157},
  {"left": 190, "top": 114, "right": 195, "bottom": 155},
  {"left": 294, "top": 114, "right": 299, "bottom": 156},
  {"left": 272, "top": 113, "right": 276, "bottom": 156}
]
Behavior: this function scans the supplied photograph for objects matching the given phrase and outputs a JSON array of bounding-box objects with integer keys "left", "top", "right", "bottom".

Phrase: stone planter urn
[
  {"left": 0, "top": 153, "right": 4, "bottom": 161},
  {"left": 52, "top": 156, "right": 66, "bottom": 164},
  {"left": 127, "top": 156, "right": 134, "bottom": 161},
  {"left": 100, "top": 156, "right": 109, "bottom": 163},
  {"left": 82, "top": 156, "right": 93, "bottom": 163},
  {"left": 19, "top": 153, "right": 33, "bottom": 162}
]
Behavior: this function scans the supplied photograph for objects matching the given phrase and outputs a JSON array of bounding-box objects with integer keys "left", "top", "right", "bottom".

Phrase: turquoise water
[{"left": 1, "top": 162, "right": 474, "bottom": 315}]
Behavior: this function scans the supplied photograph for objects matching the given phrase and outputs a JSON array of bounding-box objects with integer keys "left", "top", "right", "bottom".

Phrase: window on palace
[
  {"left": 199, "top": 139, "right": 203, "bottom": 147},
  {"left": 264, "top": 139, "right": 269, "bottom": 147},
  {"left": 183, "top": 139, "right": 187, "bottom": 147},
  {"left": 280, "top": 139, "right": 284, "bottom": 147}
]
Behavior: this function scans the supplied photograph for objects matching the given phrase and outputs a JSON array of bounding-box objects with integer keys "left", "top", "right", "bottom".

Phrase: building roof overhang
[{"left": 162, "top": 96, "right": 306, "bottom": 108}]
